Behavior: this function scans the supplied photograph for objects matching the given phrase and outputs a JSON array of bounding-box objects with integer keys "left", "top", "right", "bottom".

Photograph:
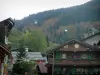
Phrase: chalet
[
  {"left": 0, "top": 18, "right": 14, "bottom": 75},
  {"left": 46, "top": 39, "right": 100, "bottom": 75}
]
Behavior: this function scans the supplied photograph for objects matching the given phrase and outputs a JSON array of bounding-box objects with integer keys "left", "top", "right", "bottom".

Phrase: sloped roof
[
  {"left": 37, "top": 63, "right": 47, "bottom": 73},
  {"left": 47, "top": 39, "right": 100, "bottom": 54},
  {"left": 0, "top": 18, "right": 14, "bottom": 36},
  {"left": 81, "top": 32, "right": 100, "bottom": 41},
  {"left": 12, "top": 52, "right": 45, "bottom": 60}
]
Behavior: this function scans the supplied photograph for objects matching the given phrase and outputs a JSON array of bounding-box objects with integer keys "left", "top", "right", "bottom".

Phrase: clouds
[{"left": 0, "top": 0, "right": 91, "bottom": 21}]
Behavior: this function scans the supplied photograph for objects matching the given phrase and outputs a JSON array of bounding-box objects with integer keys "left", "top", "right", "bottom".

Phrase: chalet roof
[
  {"left": 0, "top": 18, "right": 14, "bottom": 36},
  {"left": 46, "top": 39, "right": 100, "bottom": 54},
  {"left": 81, "top": 32, "right": 100, "bottom": 41}
]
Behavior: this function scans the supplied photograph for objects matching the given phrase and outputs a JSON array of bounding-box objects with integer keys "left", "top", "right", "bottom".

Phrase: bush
[{"left": 12, "top": 61, "right": 37, "bottom": 75}]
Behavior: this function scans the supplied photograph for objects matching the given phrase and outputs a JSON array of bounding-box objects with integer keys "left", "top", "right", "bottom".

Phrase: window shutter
[
  {"left": 88, "top": 55, "right": 93, "bottom": 60},
  {"left": 55, "top": 51, "right": 61, "bottom": 59}
]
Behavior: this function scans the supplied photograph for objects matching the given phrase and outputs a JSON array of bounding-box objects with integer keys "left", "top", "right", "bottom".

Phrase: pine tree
[{"left": 16, "top": 44, "right": 27, "bottom": 62}]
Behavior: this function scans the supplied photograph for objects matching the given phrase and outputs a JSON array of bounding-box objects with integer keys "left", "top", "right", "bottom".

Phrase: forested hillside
[{"left": 9, "top": 0, "right": 100, "bottom": 51}]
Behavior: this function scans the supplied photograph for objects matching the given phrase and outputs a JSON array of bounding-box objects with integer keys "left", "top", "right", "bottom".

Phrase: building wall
[{"left": 84, "top": 35, "right": 100, "bottom": 45}]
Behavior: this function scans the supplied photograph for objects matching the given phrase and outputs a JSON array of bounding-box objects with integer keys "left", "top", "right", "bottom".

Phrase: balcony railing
[
  {"left": 54, "top": 60, "right": 100, "bottom": 65},
  {"left": 55, "top": 58, "right": 100, "bottom": 60},
  {"left": 48, "top": 58, "right": 100, "bottom": 65}
]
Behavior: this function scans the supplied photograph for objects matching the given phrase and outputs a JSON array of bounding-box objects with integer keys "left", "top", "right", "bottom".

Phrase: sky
[{"left": 0, "top": 0, "right": 91, "bottom": 21}]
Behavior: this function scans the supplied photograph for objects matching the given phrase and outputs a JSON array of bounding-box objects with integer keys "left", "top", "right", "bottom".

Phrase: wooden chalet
[
  {"left": 46, "top": 39, "right": 100, "bottom": 75},
  {"left": 0, "top": 18, "right": 14, "bottom": 75}
]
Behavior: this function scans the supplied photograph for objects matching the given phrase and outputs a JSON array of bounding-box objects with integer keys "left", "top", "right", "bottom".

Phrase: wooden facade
[
  {"left": 0, "top": 45, "right": 11, "bottom": 63},
  {"left": 0, "top": 18, "right": 14, "bottom": 75},
  {"left": 46, "top": 39, "right": 100, "bottom": 75}
]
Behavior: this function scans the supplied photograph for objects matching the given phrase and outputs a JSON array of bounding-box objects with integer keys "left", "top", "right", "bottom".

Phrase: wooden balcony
[
  {"left": 60, "top": 60, "right": 100, "bottom": 66},
  {"left": 48, "top": 58, "right": 100, "bottom": 66}
]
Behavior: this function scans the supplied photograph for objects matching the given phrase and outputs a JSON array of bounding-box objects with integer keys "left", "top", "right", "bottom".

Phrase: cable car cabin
[{"left": 46, "top": 39, "right": 100, "bottom": 75}]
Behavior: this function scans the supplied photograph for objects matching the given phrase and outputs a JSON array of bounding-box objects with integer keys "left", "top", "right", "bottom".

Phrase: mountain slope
[{"left": 14, "top": 0, "right": 100, "bottom": 44}]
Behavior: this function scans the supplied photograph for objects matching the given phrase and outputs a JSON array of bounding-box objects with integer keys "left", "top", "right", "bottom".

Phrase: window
[
  {"left": 62, "top": 53, "right": 66, "bottom": 59},
  {"left": 81, "top": 54, "right": 88, "bottom": 59},
  {"left": 72, "top": 53, "right": 80, "bottom": 60}
]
